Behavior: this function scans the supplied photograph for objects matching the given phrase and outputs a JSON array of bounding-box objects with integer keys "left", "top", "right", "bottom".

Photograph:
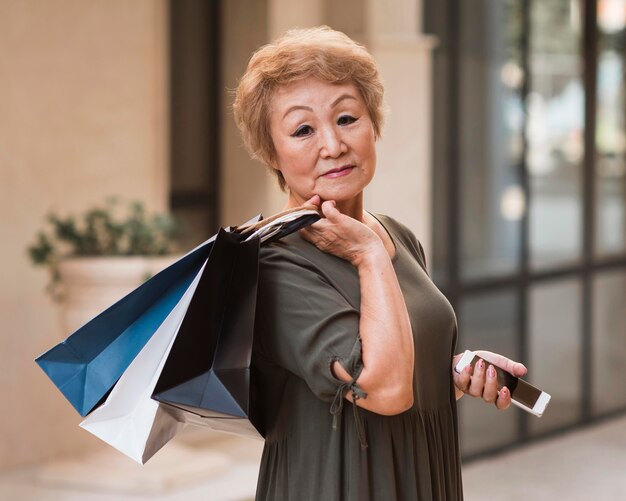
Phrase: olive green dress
[{"left": 252, "top": 214, "right": 463, "bottom": 501}]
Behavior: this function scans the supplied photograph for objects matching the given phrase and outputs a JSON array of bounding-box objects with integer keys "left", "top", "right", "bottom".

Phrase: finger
[
  {"left": 304, "top": 194, "right": 321, "bottom": 207},
  {"left": 299, "top": 223, "right": 326, "bottom": 241},
  {"left": 453, "top": 363, "right": 472, "bottom": 394},
  {"left": 475, "top": 350, "right": 528, "bottom": 378},
  {"left": 482, "top": 365, "right": 499, "bottom": 404},
  {"left": 495, "top": 386, "right": 512, "bottom": 410},
  {"left": 320, "top": 200, "right": 341, "bottom": 220},
  {"left": 452, "top": 353, "right": 464, "bottom": 369},
  {"left": 302, "top": 208, "right": 332, "bottom": 228},
  {"left": 298, "top": 226, "right": 312, "bottom": 240},
  {"left": 468, "top": 358, "right": 486, "bottom": 397}
]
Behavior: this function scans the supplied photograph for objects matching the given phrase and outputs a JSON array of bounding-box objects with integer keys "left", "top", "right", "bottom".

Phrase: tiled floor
[
  {"left": 463, "top": 414, "right": 626, "bottom": 501},
  {"left": 1, "top": 415, "right": 625, "bottom": 500},
  {"left": 0, "top": 430, "right": 264, "bottom": 501}
]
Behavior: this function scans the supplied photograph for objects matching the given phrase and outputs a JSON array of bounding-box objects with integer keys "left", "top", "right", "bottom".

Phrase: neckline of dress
[{"left": 366, "top": 212, "right": 399, "bottom": 264}]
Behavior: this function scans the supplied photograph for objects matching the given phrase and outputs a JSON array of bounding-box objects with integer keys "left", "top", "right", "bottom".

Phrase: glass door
[{"left": 425, "top": 0, "right": 626, "bottom": 459}]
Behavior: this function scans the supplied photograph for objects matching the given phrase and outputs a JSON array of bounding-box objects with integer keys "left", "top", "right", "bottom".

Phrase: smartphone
[{"left": 454, "top": 350, "right": 551, "bottom": 417}]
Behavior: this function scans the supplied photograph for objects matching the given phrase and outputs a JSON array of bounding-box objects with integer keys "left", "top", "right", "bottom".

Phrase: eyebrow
[
  {"left": 283, "top": 105, "right": 313, "bottom": 119},
  {"left": 282, "top": 94, "right": 358, "bottom": 119},
  {"left": 331, "top": 94, "right": 357, "bottom": 108}
]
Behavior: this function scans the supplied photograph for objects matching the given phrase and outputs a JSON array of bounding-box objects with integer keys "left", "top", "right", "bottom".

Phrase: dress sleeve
[{"left": 255, "top": 244, "right": 365, "bottom": 404}]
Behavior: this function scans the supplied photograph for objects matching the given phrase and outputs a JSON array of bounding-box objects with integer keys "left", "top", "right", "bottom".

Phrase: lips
[{"left": 322, "top": 165, "right": 355, "bottom": 178}]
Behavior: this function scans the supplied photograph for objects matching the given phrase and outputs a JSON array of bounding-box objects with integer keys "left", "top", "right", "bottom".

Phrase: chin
[
  {"left": 322, "top": 182, "right": 369, "bottom": 203},
  {"left": 317, "top": 191, "right": 362, "bottom": 205}
]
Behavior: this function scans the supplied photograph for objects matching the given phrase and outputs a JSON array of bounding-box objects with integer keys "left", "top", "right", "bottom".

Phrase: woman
[{"left": 233, "top": 26, "right": 527, "bottom": 501}]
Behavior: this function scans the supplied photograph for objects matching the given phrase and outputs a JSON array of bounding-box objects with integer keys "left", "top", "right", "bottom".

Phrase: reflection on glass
[
  {"left": 458, "top": 0, "right": 524, "bottom": 280},
  {"left": 592, "top": 270, "right": 626, "bottom": 415},
  {"left": 528, "top": 280, "right": 582, "bottom": 435},
  {"left": 528, "top": 0, "right": 584, "bottom": 269},
  {"left": 458, "top": 290, "right": 520, "bottom": 456},
  {"left": 595, "top": 5, "right": 626, "bottom": 256}
]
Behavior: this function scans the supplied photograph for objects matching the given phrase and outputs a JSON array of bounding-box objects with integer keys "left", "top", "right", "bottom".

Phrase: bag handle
[{"left": 235, "top": 204, "right": 320, "bottom": 235}]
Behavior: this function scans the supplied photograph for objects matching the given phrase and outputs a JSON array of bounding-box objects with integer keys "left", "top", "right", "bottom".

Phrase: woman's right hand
[
  {"left": 299, "top": 197, "right": 385, "bottom": 267},
  {"left": 452, "top": 351, "right": 527, "bottom": 408},
  {"left": 298, "top": 195, "right": 415, "bottom": 416}
]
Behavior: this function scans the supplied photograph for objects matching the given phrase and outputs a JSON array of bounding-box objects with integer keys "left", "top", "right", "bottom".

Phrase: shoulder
[
  {"left": 259, "top": 232, "right": 344, "bottom": 287},
  {"left": 259, "top": 233, "right": 321, "bottom": 272},
  {"left": 257, "top": 237, "right": 319, "bottom": 294},
  {"left": 373, "top": 213, "right": 428, "bottom": 272},
  {"left": 258, "top": 231, "right": 361, "bottom": 307}
]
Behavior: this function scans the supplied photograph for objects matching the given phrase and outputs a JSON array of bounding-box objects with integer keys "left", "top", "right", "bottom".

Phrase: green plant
[{"left": 28, "top": 198, "right": 181, "bottom": 299}]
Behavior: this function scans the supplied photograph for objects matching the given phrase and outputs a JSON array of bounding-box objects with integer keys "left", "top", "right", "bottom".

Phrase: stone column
[{"left": 365, "top": 0, "right": 436, "bottom": 256}]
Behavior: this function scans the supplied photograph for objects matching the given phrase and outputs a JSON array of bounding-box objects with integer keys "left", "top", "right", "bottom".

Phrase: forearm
[{"left": 334, "top": 247, "right": 414, "bottom": 415}]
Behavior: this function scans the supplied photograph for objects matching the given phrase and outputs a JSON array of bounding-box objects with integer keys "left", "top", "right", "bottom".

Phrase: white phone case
[{"left": 455, "top": 350, "right": 551, "bottom": 417}]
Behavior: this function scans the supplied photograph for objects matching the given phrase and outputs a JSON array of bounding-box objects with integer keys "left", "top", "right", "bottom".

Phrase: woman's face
[{"left": 268, "top": 77, "right": 377, "bottom": 208}]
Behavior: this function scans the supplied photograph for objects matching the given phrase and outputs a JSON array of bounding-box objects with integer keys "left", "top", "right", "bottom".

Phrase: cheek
[
  {"left": 273, "top": 139, "right": 316, "bottom": 186},
  {"left": 276, "top": 137, "right": 313, "bottom": 164},
  {"left": 272, "top": 138, "right": 296, "bottom": 171},
  {"left": 369, "top": 144, "right": 377, "bottom": 168},
  {"left": 273, "top": 132, "right": 295, "bottom": 159},
  {"left": 357, "top": 128, "right": 377, "bottom": 162}
]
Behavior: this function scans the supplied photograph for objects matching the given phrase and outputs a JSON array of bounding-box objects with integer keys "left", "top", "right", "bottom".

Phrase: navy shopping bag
[
  {"left": 35, "top": 235, "right": 221, "bottom": 416},
  {"left": 152, "top": 208, "right": 321, "bottom": 439}
]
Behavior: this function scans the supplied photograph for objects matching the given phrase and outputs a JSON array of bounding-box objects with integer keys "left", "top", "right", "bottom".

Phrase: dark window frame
[
  {"left": 169, "top": 0, "right": 221, "bottom": 236},
  {"left": 425, "top": 0, "right": 626, "bottom": 461}
]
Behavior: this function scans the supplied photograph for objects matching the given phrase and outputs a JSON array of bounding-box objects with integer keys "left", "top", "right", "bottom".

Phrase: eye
[
  {"left": 292, "top": 125, "right": 313, "bottom": 137},
  {"left": 337, "top": 115, "right": 358, "bottom": 126}
]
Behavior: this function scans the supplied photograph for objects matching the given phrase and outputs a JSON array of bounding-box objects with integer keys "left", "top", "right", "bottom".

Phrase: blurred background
[{"left": 1, "top": 0, "right": 625, "bottom": 499}]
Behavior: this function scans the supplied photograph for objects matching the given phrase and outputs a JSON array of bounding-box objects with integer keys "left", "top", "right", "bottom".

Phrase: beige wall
[
  {"left": 0, "top": 0, "right": 434, "bottom": 472},
  {"left": 0, "top": 0, "right": 168, "bottom": 469},
  {"left": 366, "top": 0, "right": 435, "bottom": 255}
]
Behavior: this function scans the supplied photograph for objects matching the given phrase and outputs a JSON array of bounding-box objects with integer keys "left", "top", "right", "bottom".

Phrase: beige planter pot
[{"left": 57, "top": 255, "right": 178, "bottom": 334}]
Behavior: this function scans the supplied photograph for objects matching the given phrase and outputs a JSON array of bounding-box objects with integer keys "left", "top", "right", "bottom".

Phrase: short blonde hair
[{"left": 233, "top": 26, "right": 385, "bottom": 191}]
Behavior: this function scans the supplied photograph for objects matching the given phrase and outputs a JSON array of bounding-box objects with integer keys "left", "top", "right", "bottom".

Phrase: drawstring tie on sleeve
[{"left": 330, "top": 373, "right": 368, "bottom": 449}]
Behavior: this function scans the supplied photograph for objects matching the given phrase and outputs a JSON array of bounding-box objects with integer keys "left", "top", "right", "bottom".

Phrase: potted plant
[{"left": 28, "top": 198, "right": 181, "bottom": 333}]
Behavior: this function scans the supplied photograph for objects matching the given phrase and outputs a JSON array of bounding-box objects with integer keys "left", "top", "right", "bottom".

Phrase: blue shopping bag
[{"left": 35, "top": 234, "right": 220, "bottom": 416}]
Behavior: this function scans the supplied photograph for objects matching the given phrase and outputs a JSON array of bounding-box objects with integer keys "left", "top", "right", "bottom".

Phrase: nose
[{"left": 319, "top": 127, "right": 347, "bottom": 158}]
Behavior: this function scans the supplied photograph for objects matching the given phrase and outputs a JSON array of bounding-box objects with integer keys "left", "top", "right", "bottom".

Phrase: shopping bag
[
  {"left": 81, "top": 207, "right": 319, "bottom": 462},
  {"left": 78, "top": 262, "right": 205, "bottom": 464},
  {"left": 35, "top": 234, "right": 222, "bottom": 416},
  {"left": 152, "top": 207, "right": 320, "bottom": 439}
]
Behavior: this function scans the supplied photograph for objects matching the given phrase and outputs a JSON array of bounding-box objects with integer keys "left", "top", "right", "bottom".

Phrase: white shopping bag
[{"left": 79, "top": 263, "right": 205, "bottom": 464}]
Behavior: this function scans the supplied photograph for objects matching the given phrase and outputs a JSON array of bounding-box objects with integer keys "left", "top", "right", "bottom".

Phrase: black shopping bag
[{"left": 152, "top": 207, "right": 320, "bottom": 439}]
